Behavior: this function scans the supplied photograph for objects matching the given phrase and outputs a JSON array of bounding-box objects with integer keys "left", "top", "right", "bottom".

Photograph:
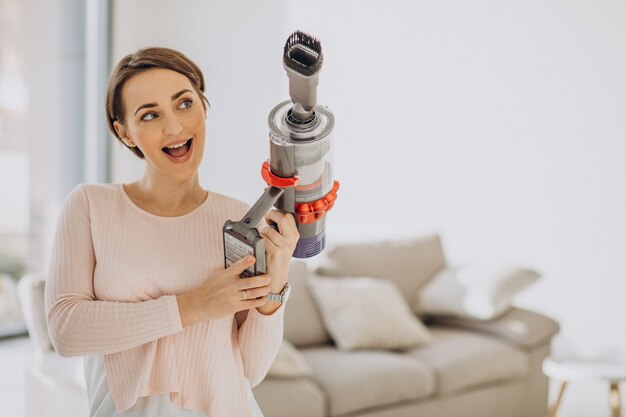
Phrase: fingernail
[{"left": 246, "top": 256, "right": 254, "bottom": 262}]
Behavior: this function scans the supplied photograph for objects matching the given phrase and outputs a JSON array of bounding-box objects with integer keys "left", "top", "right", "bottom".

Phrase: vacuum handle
[{"left": 241, "top": 186, "right": 284, "bottom": 228}]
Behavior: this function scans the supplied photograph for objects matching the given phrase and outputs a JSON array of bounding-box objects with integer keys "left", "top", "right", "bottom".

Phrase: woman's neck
[{"left": 124, "top": 172, "right": 208, "bottom": 217}]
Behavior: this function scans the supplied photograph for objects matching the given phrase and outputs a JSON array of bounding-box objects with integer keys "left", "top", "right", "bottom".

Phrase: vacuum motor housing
[{"left": 265, "top": 100, "right": 337, "bottom": 258}]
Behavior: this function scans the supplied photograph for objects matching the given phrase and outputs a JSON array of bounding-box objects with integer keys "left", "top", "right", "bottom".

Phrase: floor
[
  {"left": 0, "top": 334, "right": 622, "bottom": 417},
  {"left": 0, "top": 335, "right": 30, "bottom": 417}
]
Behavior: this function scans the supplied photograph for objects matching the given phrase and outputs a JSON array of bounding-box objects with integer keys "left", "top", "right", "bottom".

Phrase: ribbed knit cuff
[{"left": 251, "top": 302, "right": 286, "bottom": 319}]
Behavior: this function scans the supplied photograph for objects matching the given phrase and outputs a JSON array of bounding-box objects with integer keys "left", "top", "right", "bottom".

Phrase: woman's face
[{"left": 114, "top": 68, "right": 206, "bottom": 182}]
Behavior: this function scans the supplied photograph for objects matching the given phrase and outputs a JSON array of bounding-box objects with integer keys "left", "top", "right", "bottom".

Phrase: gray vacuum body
[{"left": 267, "top": 100, "right": 335, "bottom": 258}]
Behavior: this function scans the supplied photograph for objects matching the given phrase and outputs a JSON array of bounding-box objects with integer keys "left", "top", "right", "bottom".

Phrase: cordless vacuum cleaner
[{"left": 224, "top": 30, "right": 340, "bottom": 277}]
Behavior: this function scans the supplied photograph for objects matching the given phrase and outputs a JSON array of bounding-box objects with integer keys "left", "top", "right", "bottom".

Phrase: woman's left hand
[{"left": 259, "top": 210, "right": 300, "bottom": 292}]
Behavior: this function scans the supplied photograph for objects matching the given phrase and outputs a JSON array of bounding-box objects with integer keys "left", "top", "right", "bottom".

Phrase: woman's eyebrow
[
  {"left": 133, "top": 89, "right": 193, "bottom": 116},
  {"left": 171, "top": 89, "right": 191, "bottom": 101},
  {"left": 134, "top": 102, "right": 157, "bottom": 116}
]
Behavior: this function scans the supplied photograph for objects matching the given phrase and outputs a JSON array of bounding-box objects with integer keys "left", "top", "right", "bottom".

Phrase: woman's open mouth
[{"left": 161, "top": 138, "right": 193, "bottom": 163}]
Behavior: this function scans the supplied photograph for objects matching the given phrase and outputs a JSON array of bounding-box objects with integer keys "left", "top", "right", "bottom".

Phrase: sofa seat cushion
[
  {"left": 301, "top": 346, "right": 435, "bottom": 416},
  {"left": 405, "top": 327, "right": 529, "bottom": 395},
  {"left": 253, "top": 377, "right": 326, "bottom": 417}
]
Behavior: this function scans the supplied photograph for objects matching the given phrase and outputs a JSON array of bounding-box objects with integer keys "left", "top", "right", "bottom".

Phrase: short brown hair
[{"left": 105, "top": 47, "right": 209, "bottom": 159}]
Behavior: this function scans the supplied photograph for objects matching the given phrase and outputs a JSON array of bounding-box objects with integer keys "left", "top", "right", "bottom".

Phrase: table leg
[
  {"left": 548, "top": 381, "right": 568, "bottom": 417},
  {"left": 610, "top": 382, "right": 621, "bottom": 417}
]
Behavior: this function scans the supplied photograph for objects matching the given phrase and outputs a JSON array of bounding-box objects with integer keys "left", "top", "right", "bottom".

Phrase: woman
[{"left": 44, "top": 47, "right": 299, "bottom": 417}]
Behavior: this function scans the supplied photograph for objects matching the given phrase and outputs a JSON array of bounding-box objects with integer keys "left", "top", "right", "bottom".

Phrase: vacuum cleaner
[{"left": 224, "top": 30, "right": 340, "bottom": 277}]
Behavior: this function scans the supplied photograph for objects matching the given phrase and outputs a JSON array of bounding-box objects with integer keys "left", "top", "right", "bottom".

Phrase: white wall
[
  {"left": 110, "top": 1, "right": 626, "bottom": 361},
  {"left": 110, "top": 1, "right": 288, "bottom": 203}
]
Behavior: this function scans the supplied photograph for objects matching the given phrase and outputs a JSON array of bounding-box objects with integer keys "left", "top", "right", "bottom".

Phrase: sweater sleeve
[
  {"left": 44, "top": 184, "right": 183, "bottom": 357},
  {"left": 237, "top": 303, "right": 285, "bottom": 387}
]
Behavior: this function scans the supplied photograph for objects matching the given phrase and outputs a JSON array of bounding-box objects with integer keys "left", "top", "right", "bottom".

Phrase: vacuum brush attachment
[
  {"left": 265, "top": 30, "right": 339, "bottom": 258},
  {"left": 283, "top": 30, "right": 323, "bottom": 121}
]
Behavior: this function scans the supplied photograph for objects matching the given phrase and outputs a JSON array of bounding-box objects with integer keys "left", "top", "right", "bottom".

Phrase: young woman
[{"left": 44, "top": 47, "right": 299, "bottom": 417}]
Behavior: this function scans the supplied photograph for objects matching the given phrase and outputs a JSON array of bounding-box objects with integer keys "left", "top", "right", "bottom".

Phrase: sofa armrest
[{"left": 426, "top": 307, "right": 559, "bottom": 350}]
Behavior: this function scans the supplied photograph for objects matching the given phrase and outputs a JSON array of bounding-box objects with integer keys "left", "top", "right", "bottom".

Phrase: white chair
[{"left": 17, "top": 273, "right": 88, "bottom": 417}]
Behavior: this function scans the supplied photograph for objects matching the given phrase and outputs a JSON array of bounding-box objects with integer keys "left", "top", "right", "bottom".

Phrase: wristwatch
[{"left": 267, "top": 283, "right": 291, "bottom": 304}]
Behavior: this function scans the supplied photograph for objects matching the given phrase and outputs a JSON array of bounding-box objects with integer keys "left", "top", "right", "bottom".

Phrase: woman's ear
[{"left": 113, "top": 121, "right": 134, "bottom": 147}]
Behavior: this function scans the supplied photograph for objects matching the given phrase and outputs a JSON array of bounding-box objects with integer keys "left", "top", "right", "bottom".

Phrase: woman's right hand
[{"left": 175, "top": 256, "right": 271, "bottom": 327}]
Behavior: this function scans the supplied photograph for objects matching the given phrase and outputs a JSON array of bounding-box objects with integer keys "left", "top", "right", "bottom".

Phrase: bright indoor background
[
  {"left": 110, "top": 0, "right": 626, "bottom": 364},
  {"left": 1, "top": 0, "right": 625, "bottom": 416}
]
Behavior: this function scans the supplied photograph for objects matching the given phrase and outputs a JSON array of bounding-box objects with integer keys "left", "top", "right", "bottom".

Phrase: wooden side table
[{"left": 543, "top": 358, "right": 626, "bottom": 417}]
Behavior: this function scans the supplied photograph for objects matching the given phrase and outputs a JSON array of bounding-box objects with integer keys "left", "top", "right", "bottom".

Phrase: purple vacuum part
[{"left": 293, "top": 232, "right": 326, "bottom": 258}]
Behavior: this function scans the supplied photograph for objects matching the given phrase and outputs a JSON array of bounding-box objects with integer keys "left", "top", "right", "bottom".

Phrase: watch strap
[
  {"left": 267, "top": 292, "right": 283, "bottom": 303},
  {"left": 267, "top": 283, "right": 288, "bottom": 303}
]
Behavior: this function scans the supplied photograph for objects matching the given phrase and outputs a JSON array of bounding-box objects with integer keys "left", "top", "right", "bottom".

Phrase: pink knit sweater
[{"left": 44, "top": 183, "right": 285, "bottom": 416}]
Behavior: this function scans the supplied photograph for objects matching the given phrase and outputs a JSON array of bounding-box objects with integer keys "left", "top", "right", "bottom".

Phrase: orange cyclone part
[
  {"left": 261, "top": 161, "right": 299, "bottom": 188},
  {"left": 260, "top": 161, "right": 340, "bottom": 225},
  {"left": 296, "top": 203, "right": 315, "bottom": 224},
  {"left": 295, "top": 180, "right": 340, "bottom": 224}
]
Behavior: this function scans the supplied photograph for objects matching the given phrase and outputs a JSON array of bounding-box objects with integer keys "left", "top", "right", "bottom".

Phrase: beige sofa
[
  {"left": 254, "top": 234, "right": 559, "bottom": 417},
  {"left": 19, "top": 234, "right": 559, "bottom": 417}
]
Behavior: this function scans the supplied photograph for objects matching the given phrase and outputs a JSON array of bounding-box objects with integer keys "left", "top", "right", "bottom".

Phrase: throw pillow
[
  {"left": 267, "top": 339, "right": 312, "bottom": 378},
  {"left": 306, "top": 275, "right": 432, "bottom": 351},
  {"left": 414, "top": 265, "right": 540, "bottom": 320}
]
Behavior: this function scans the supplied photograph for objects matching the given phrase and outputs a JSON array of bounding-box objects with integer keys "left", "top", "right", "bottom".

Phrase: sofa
[{"left": 18, "top": 234, "right": 559, "bottom": 417}]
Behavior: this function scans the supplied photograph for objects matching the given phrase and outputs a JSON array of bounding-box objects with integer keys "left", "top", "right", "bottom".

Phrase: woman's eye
[
  {"left": 141, "top": 112, "right": 157, "bottom": 122},
  {"left": 178, "top": 98, "right": 193, "bottom": 110}
]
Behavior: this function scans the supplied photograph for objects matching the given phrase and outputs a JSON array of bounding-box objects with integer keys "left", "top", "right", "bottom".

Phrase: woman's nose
[{"left": 163, "top": 113, "right": 184, "bottom": 136}]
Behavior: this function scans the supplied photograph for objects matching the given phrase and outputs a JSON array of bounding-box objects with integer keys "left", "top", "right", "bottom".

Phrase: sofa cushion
[
  {"left": 301, "top": 346, "right": 435, "bottom": 416},
  {"left": 267, "top": 339, "right": 312, "bottom": 378},
  {"left": 284, "top": 261, "right": 332, "bottom": 347},
  {"left": 405, "top": 327, "right": 529, "bottom": 395},
  {"left": 414, "top": 265, "right": 540, "bottom": 320},
  {"left": 315, "top": 235, "right": 447, "bottom": 310},
  {"left": 307, "top": 275, "right": 432, "bottom": 351},
  {"left": 253, "top": 377, "right": 326, "bottom": 417}
]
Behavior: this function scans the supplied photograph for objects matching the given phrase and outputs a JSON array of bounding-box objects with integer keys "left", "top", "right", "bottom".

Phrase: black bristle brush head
[{"left": 283, "top": 31, "right": 323, "bottom": 77}]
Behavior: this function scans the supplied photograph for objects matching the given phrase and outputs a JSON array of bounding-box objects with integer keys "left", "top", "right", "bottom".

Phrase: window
[{"left": 0, "top": 0, "right": 29, "bottom": 263}]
